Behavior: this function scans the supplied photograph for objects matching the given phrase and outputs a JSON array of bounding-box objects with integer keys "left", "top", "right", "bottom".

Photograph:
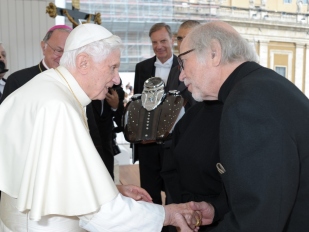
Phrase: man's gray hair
[
  {"left": 60, "top": 35, "right": 123, "bottom": 69},
  {"left": 187, "top": 23, "right": 258, "bottom": 64}
]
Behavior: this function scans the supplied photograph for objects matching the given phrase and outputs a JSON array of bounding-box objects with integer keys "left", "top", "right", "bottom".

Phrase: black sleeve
[
  {"left": 213, "top": 99, "right": 299, "bottom": 231},
  {"left": 0, "top": 75, "right": 20, "bottom": 104},
  {"left": 113, "top": 84, "right": 125, "bottom": 131}
]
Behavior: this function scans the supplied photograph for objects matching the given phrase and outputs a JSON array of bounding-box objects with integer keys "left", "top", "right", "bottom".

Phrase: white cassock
[{"left": 0, "top": 66, "right": 164, "bottom": 231}]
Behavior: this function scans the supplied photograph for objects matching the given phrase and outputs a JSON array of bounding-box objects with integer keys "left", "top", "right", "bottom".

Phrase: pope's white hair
[{"left": 60, "top": 35, "right": 123, "bottom": 69}]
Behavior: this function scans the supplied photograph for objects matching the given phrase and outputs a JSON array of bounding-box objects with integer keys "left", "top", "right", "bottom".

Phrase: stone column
[
  {"left": 258, "top": 40, "right": 268, "bottom": 67},
  {"left": 294, "top": 43, "right": 304, "bottom": 92},
  {"left": 304, "top": 45, "right": 309, "bottom": 97}
]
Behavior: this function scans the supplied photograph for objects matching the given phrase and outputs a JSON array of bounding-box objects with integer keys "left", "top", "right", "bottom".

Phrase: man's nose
[
  {"left": 113, "top": 74, "right": 121, "bottom": 85},
  {"left": 179, "top": 69, "right": 185, "bottom": 82}
]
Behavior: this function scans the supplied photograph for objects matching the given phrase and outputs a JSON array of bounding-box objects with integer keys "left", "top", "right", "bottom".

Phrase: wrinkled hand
[
  {"left": 164, "top": 203, "right": 202, "bottom": 232},
  {"left": 116, "top": 185, "right": 152, "bottom": 202},
  {"left": 188, "top": 201, "right": 215, "bottom": 226},
  {"left": 106, "top": 88, "right": 119, "bottom": 109}
]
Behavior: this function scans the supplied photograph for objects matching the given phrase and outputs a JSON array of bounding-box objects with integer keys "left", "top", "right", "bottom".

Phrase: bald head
[{"left": 176, "top": 20, "right": 200, "bottom": 51}]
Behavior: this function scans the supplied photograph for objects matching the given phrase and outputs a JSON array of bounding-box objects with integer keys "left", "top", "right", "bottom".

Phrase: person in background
[
  {"left": 133, "top": 22, "right": 179, "bottom": 208},
  {"left": 183, "top": 20, "right": 309, "bottom": 231},
  {"left": 1, "top": 25, "right": 72, "bottom": 101},
  {"left": 165, "top": 20, "right": 199, "bottom": 111},
  {"left": 0, "top": 42, "right": 8, "bottom": 98},
  {"left": 161, "top": 20, "right": 229, "bottom": 232},
  {"left": 0, "top": 23, "right": 202, "bottom": 232}
]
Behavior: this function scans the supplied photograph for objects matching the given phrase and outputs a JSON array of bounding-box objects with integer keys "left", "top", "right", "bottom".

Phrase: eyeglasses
[
  {"left": 45, "top": 42, "right": 64, "bottom": 56},
  {"left": 176, "top": 36, "right": 185, "bottom": 42},
  {"left": 177, "top": 48, "right": 195, "bottom": 72}
]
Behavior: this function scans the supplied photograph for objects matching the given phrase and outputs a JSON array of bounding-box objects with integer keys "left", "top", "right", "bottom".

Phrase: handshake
[
  {"left": 117, "top": 185, "right": 215, "bottom": 232},
  {"left": 164, "top": 201, "right": 214, "bottom": 232}
]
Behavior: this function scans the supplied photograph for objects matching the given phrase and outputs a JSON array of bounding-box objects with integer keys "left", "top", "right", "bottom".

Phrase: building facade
[
  {"left": 63, "top": 0, "right": 309, "bottom": 95},
  {"left": 0, "top": 1, "right": 308, "bottom": 95}
]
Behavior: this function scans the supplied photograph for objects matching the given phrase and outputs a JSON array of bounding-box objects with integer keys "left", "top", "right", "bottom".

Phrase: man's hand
[
  {"left": 116, "top": 185, "right": 152, "bottom": 202},
  {"left": 163, "top": 203, "right": 202, "bottom": 232},
  {"left": 106, "top": 88, "right": 119, "bottom": 109},
  {"left": 188, "top": 201, "right": 215, "bottom": 226}
]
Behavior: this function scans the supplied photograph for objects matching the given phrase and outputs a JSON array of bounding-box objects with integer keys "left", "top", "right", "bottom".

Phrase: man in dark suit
[
  {"left": 1, "top": 25, "right": 72, "bottom": 102},
  {"left": 92, "top": 82, "right": 125, "bottom": 180},
  {"left": 133, "top": 23, "right": 179, "bottom": 206},
  {"left": 165, "top": 20, "right": 200, "bottom": 111},
  {"left": 183, "top": 21, "right": 309, "bottom": 231},
  {"left": 160, "top": 21, "right": 229, "bottom": 232},
  {"left": 161, "top": 21, "right": 200, "bottom": 204}
]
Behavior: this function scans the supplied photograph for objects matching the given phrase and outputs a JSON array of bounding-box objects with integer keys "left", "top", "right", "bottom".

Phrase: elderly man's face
[
  {"left": 0, "top": 45, "right": 7, "bottom": 79},
  {"left": 42, "top": 30, "right": 70, "bottom": 69},
  {"left": 89, "top": 50, "right": 121, "bottom": 100},
  {"left": 178, "top": 39, "right": 219, "bottom": 101},
  {"left": 150, "top": 27, "right": 174, "bottom": 64}
]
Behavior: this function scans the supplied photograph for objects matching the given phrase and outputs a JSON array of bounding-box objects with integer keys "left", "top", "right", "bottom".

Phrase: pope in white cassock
[{"left": 0, "top": 24, "right": 201, "bottom": 231}]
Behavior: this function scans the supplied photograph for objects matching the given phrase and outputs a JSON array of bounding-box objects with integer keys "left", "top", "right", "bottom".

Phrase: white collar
[
  {"left": 154, "top": 55, "right": 173, "bottom": 68},
  {"left": 42, "top": 59, "right": 50, "bottom": 70}
]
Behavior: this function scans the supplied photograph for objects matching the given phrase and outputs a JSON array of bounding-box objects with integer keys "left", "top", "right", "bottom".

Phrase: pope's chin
[{"left": 93, "top": 90, "right": 107, "bottom": 100}]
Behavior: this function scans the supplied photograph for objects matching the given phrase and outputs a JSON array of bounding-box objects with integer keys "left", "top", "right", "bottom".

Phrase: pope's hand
[
  {"left": 188, "top": 201, "right": 215, "bottom": 226},
  {"left": 163, "top": 203, "right": 202, "bottom": 232},
  {"left": 116, "top": 185, "right": 152, "bottom": 202}
]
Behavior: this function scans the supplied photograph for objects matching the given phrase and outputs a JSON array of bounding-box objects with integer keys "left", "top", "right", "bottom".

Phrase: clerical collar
[{"left": 42, "top": 59, "right": 50, "bottom": 70}]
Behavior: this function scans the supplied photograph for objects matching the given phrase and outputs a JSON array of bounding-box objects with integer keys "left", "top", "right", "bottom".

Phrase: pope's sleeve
[
  {"left": 79, "top": 193, "right": 165, "bottom": 232},
  {"left": 214, "top": 98, "right": 299, "bottom": 231}
]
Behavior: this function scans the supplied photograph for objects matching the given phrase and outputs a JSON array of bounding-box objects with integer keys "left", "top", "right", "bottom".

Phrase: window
[
  {"left": 303, "top": 0, "right": 309, "bottom": 4},
  {"left": 284, "top": 0, "right": 292, "bottom": 3},
  {"left": 275, "top": 66, "right": 287, "bottom": 78}
]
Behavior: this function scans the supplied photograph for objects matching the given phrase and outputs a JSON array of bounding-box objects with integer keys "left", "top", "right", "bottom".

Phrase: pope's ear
[{"left": 76, "top": 53, "right": 89, "bottom": 74}]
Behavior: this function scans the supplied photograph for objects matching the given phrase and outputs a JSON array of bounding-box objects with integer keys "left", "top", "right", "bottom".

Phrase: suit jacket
[
  {"left": 133, "top": 55, "right": 179, "bottom": 94},
  {"left": 161, "top": 100, "right": 229, "bottom": 231},
  {"left": 0, "top": 61, "right": 107, "bottom": 177},
  {"left": 166, "top": 66, "right": 196, "bottom": 111},
  {"left": 215, "top": 61, "right": 309, "bottom": 231},
  {"left": 91, "top": 83, "right": 125, "bottom": 178}
]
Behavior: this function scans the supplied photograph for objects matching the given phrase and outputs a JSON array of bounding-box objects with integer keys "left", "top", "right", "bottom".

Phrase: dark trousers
[{"left": 137, "top": 143, "right": 165, "bottom": 205}]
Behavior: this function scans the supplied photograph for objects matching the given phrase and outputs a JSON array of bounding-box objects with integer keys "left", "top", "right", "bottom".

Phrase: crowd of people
[{"left": 0, "top": 19, "right": 309, "bottom": 232}]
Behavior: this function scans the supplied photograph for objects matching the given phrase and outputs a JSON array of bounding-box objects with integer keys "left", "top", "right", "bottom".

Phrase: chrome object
[{"left": 141, "top": 77, "right": 165, "bottom": 111}]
